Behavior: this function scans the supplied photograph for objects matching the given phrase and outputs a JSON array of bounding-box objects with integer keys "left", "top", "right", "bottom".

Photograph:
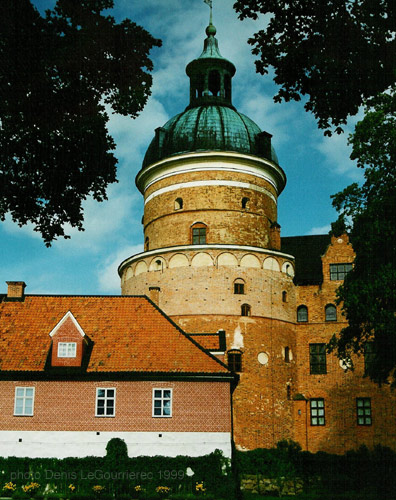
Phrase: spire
[{"left": 185, "top": 13, "right": 236, "bottom": 110}]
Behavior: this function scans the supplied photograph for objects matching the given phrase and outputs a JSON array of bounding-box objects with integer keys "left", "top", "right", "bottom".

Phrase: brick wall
[
  {"left": 0, "top": 380, "right": 231, "bottom": 433},
  {"left": 293, "top": 235, "right": 396, "bottom": 453}
]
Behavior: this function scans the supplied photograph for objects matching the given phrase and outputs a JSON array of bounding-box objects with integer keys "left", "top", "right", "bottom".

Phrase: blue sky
[{"left": 0, "top": 0, "right": 363, "bottom": 296}]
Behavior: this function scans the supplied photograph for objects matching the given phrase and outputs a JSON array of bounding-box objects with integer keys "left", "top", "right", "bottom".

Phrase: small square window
[
  {"left": 14, "top": 387, "right": 35, "bottom": 416},
  {"left": 310, "top": 398, "right": 325, "bottom": 426},
  {"left": 234, "top": 283, "right": 244, "bottom": 294},
  {"left": 330, "top": 263, "right": 352, "bottom": 280},
  {"left": 309, "top": 343, "right": 327, "bottom": 374},
  {"left": 96, "top": 388, "right": 116, "bottom": 417},
  {"left": 57, "top": 342, "right": 77, "bottom": 358},
  {"left": 356, "top": 398, "right": 372, "bottom": 425},
  {"left": 153, "top": 388, "right": 172, "bottom": 417}
]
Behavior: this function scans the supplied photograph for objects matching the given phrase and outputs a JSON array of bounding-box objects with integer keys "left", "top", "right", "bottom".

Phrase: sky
[{"left": 0, "top": 0, "right": 364, "bottom": 296}]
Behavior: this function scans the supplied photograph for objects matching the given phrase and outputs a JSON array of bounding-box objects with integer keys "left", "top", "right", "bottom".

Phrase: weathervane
[{"left": 203, "top": 0, "right": 213, "bottom": 25}]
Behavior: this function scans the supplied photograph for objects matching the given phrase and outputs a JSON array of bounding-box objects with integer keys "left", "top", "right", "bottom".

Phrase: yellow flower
[{"left": 3, "top": 482, "right": 16, "bottom": 492}]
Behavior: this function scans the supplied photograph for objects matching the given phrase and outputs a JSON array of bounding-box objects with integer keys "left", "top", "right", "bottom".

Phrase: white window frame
[
  {"left": 95, "top": 388, "right": 116, "bottom": 417},
  {"left": 57, "top": 342, "right": 77, "bottom": 358},
  {"left": 152, "top": 388, "right": 173, "bottom": 418},
  {"left": 14, "top": 387, "right": 35, "bottom": 416}
]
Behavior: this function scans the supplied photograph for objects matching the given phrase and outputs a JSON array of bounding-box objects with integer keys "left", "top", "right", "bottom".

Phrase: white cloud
[
  {"left": 97, "top": 244, "right": 143, "bottom": 293},
  {"left": 307, "top": 224, "right": 331, "bottom": 235}
]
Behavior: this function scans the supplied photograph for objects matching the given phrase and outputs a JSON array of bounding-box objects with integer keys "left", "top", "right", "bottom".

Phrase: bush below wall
[
  {"left": 0, "top": 441, "right": 236, "bottom": 500},
  {"left": 236, "top": 440, "right": 396, "bottom": 498}
]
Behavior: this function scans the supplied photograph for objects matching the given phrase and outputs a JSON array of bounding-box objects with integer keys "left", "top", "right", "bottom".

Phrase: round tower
[{"left": 119, "top": 20, "right": 297, "bottom": 450}]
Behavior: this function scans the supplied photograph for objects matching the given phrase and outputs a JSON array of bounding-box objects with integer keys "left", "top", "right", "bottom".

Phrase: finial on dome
[{"left": 203, "top": 0, "right": 213, "bottom": 26}]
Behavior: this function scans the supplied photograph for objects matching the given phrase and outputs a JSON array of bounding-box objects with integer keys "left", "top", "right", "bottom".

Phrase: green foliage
[
  {"left": 233, "top": 0, "right": 396, "bottom": 134},
  {"left": 0, "top": 0, "right": 161, "bottom": 245},
  {"left": 237, "top": 442, "right": 396, "bottom": 498},
  {"left": 0, "top": 447, "right": 235, "bottom": 500},
  {"left": 329, "top": 88, "right": 396, "bottom": 385}
]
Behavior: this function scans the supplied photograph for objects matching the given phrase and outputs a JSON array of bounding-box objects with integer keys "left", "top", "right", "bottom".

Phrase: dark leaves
[
  {"left": 233, "top": 0, "right": 396, "bottom": 133},
  {"left": 0, "top": 0, "right": 161, "bottom": 244}
]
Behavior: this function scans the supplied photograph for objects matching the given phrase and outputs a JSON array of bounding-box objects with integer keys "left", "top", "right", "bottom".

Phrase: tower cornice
[{"left": 136, "top": 151, "right": 286, "bottom": 196}]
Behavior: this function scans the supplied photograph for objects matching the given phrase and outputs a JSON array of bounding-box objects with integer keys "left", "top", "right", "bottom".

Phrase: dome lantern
[{"left": 185, "top": 23, "right": 236, "bottom": 110}]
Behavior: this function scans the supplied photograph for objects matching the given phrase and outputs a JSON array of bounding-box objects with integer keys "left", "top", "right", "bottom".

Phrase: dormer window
[
  {"left": 58, "top": 342, "right": 77, "bottom": 358},
  {"left": 49, "top": 311, "right": 87, "bottom": 368}
]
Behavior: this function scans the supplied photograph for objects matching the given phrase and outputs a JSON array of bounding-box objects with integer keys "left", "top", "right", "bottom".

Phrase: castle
[
  {"left": 0, "top": 15, "right": 395, "bottom": 460},
  {"left": 118, "top": 19, "right": 396, "bottom": 454}
]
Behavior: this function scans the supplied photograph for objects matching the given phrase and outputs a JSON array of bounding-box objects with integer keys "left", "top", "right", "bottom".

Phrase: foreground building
[
  {"left": 0, "top": 282, "right": 235, "bottom": 458},
  {"left": 118, "top": 20, "right": 396, "bottom": 454}
]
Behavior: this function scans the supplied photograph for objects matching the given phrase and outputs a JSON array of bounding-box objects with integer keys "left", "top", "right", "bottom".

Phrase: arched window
[
  {"left": 234, "top": 278, "right": 245, "bottom": 295},
  {"left": 325, "top": 304, "right": 337, "bottom": 321},
  {"left": 297, "top": 305, "right": 308, "bottom": 322},
  {"left": 191, "top": 222, "right": 207, "bottom": 245},
  {"left": 241, "top": 304, "right": 251, "bottom": 317},
  {"left": 228, "top": 350, "right": 242, "bottom": 372},
  {"left": 242, "top": 197, "right": 249, "bottom": 209},
  {"left": 282, "top": 291, "right": 287, "bottom": 302},
  {"left": 208, "top": 70, "right": 220, "bottom": 96},
  {"left": 284, "top": 346, "right": 290, "bottom": 363},
  {"left": 145, "top": 237, "right": 149, "bottom": 251},
  {"left": 174, "top": 198, "right": 183, "bottom": 210}
]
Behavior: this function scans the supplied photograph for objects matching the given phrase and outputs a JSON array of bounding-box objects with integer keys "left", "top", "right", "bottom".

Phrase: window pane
[
  {"left": 97, "top": 400, "right": 104, "bottom": 407},
  {"left": 97, "top": 407, "right": 104, "bottom": 415},
  {"left": 107, "top": 407, "right": 114, "bottom": 415},
  {"left": 107, "top": 389, "right": 115, "bottom": 397},
  {"left": 154, "top": 408, "right": 161, "bottom": 416},
  {"left": 163, "top": 390, "right": 171, "bottom": 398},
  {"left": 97, "top": 389, "right": 105, "bottom": 397},
  {"left": 154, "top": 390, "right": 162, "bottom": 398},
  {"left": 163, "top": 407, "right": 171, "bottom": 416},
  {"left": 16, "top": 388, "right": 25, "bottom": 397}
]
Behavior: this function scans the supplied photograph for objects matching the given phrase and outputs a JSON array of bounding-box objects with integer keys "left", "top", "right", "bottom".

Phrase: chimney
[
  {"left": 6, "top": 281, "right": 26, "bottom": 301},
  {"left": 149, "top": 286, "right": 160, "bottom": 305}
]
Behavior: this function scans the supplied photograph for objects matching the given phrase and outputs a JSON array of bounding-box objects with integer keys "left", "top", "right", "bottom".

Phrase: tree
[
  {"left": 328, "top": 88, "right": 396, "bottom": 385},
  {"left": 233, "top": 0, "right": 396, "bottom": 134},
  {"left": 0, "top": 0, "right": 160, "bottom": 245}
]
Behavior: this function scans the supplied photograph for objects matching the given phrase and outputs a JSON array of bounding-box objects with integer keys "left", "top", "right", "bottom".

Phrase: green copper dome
[
  {"left": 142, "top": 106, "right": 279, "bottom": 168},
  {"left": 141, "top": 22, "right": 279, "bottom": 169}
]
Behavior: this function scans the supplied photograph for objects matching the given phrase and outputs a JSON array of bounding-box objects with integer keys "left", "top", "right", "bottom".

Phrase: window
[
  {"left": 14, "top": 387, "right": 35, "bottom": 416},
  {"left": 364, "top": 343, "right": 376, "bottom": 374},
  {"left": 174, "top": 198, "right": 183, "bottom": 210},
  {"left": 284, "top": 346, "right": 290, "bottom": 363},
  {"left": 310, "top": 398, "right": 325, "bottom": 426},
  {"left": 357, "top": 398, "right": 372, "bottom": 426},
  {"left": 282, "top": 291, "right": 287, "bottom": 303},
  {"left": 241, "top": 304, "right": 251, "bottom": 316},
  {"left": 297, "top": 305, "right": 308, "bottom": 322},
  {"left": 234, "top": 279, "right": 245, "bottom": 294},
  {"left": 330, "top": 263, "right": 352, "bottom": 280},
  {"left": 309, "top": 343, "right": 327, "bottom": 374},
  {"left": 191, "top": 224, "right": 207, "bottom": 244},
  {"left": 241, "top": 197, "right": 249, "bottom": 209},
  {"left": 96, "top": 388, "right": 116, "bottom": 417},
  {"left": 153, "top": 389, "right": 172, "bottom": 417},
  {"left": 57, "top": 342, "right": 77, "bottom": 358},
  {"left": 145, "top": 237, "right": 149, "bottom": 251},
  {"left": 228, "top": 351, "right": 242, "bottom": 372},
  {"left": 325, "top": 304, "right": 337, "bottom": 322}
]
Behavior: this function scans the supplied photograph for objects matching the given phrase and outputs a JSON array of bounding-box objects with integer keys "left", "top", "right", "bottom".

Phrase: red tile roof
[{"left": 0, "top": 295, "right": 230, "bottom": 375}]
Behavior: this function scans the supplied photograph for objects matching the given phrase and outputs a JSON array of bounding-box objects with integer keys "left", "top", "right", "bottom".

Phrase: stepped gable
[
  {"left": 281, "top": 234, "right": 331, "bottom": 285},
  {"left": 0, "top": 295, "right": 230, "bottom": 375}
]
